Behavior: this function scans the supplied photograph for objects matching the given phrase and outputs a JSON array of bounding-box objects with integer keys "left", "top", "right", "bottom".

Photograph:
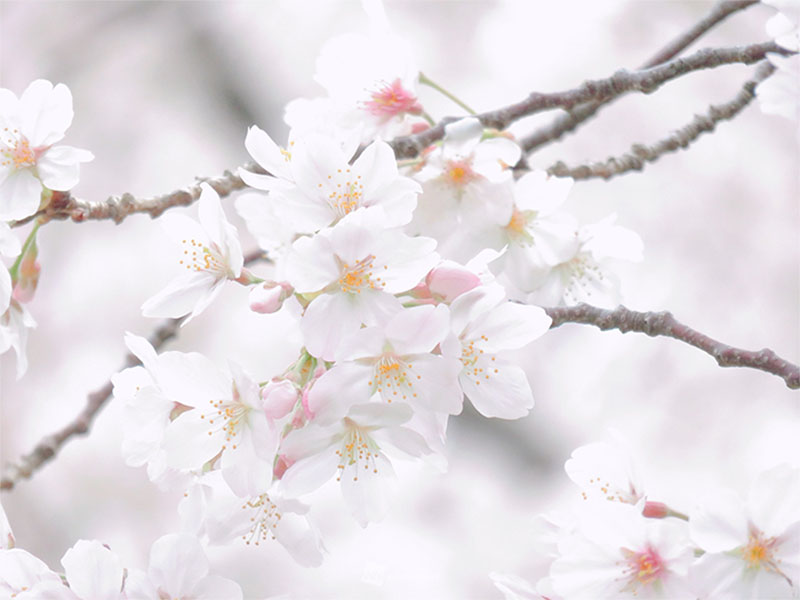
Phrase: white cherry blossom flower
[
  {"left": 549, "top": 501, "right": 695, "bottom": 599},
  {"left": 688, "top": 464, "right": 800, "bottom": 598},
  {"left": 0, "top": 547, "right": 66, "bottom": 598},
  {"left": 0, "top": 80, "right": 93, "bottom": 221},
  {"left": 564, "top": 440, "right": 646, "bottom": 506},
  {"left": 59, "top": 540, "right": 125, "bottom": 600},
  {"left": 180, "top": 471, "right": 325, "bottom": 567},
  {"left": 442, "top": 283, "right": 551, "bottom": 419},
  {"left": 124, "top": 533, "right": 243, "bottom": 600},
  {"left": 286, "top": 215, "right": 438, "bottom": 360},
  {"left": 409, "top": 118, "right": 521, "bottom": 252},
  {"left": 278, "top": 402, "right": 433, "bottom": 527},
  {"left": 240, "top": 126, "right": 420, "bottom": 233},
  {"left": 142, "top": 183, "right": 243, "bottom": 323},
  {"left": 526, "top": 215, "right": 643, "bottom": 308},
  {"left": 764, "top": 0, "right": 800, "bottom": 51},
  {"left": 757, "top": 53, "right": 800, "bottom": 121}
]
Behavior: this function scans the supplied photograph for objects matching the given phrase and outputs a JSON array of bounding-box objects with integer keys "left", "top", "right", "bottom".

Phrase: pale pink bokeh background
[{"left": 1, "top": 2, "right": 797, "bottom": 598}]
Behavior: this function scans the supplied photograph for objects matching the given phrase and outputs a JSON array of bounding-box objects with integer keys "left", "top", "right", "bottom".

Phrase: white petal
[
  {"left": 162, "top": 411, "right": 225, "bottom": 470},
  {"left": 442, "top": 117, "right": 483, "bottom": 158},
  {"left": 301, "top": 293, "right": 364, "bottom": 361},
  {"left": 36, "top": 145, "right": 93, "bottom": 191},
  {"left": 285, "top": 234, "right": 339, "bottom": 293},
  {"left": 146, "top": 533, "right": 209, "bottom": 597},
  {"left": 385, "top": 304, "right": 450, "bottom": 355},
  {"left": 0, "top": 169, "right": 43, "bottom": 221},
  {"left": 341, "top": 451, "right": 394, "bottom": 527},
  {"left": 469, "top": 301, "right": 551, "bottom": 352},
  {"left": 307, "top": 362, "right": 372, "bottom": 425},
  {"left": 514, "top": 170, "right": 573, "bottom": 214},
  {"left": 60, "top": 540, "right": 123, "bottom": 600},
  {"left": 748, "top": 464, "right": 800, "bottom": 537},
  {"left": 189, "top": 574, "right": 243, "bottom": 600},
  {"left": 279, "top": 443, "right": 340, "bottom": 497},
  {"left": 689, "top": 488, "right": 748, "bottom": 552},
  {"left": 20, "top": 80, "right": 73, "bottom": 147},
  {"left": 244, "top": 125, "right": 292, "bottom": 180},
  {"left": 460, "top": 358, "right": 533, "bottom": 419},
  {"left": 141, "top": 271, "right": 221, "bottom": 321}
]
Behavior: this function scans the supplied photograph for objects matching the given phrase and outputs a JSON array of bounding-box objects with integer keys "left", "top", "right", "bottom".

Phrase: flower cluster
[{"left": 491, "top": 440, "right": 800, "bottom": 599}]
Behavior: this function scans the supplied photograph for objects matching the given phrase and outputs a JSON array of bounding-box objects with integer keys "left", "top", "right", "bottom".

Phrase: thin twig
[
  {"left": 9, "top": 162, "right": 265, "bottom": 228},
  {"left": 545, "top": 304, "right": 800, "bottom": 389},
  {"left": 0, "top": 250, "right": 267, "bottom": 492},
  {"left": 546, "top": 60, "right": 775, "bottom": 180},
  {"left": 521, "top": 0, "right": 760, "bottom": 154},
  {"left": 390, "top": 41, "right": 785, "bottom": 159}
]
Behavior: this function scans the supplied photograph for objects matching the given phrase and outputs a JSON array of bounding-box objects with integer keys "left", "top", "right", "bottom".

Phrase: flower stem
[
  {"left": 421, "top": 111, "right": 436, "bottom": 126},
  {"left": 418, "top": 72, "right": 477, "bottom": 115}
]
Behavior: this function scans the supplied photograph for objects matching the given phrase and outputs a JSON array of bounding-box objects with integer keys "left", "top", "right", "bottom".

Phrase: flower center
[
  {"left": 560, "top": 253, "right": 604, "bottom": 304},
  {"left": 367, "top": 355, "right": 420, "bottom": 403},
  {"left": 460, "top": 335, "right": 499, "bottom": 387},
  {"left": 241, "top": 493, "right": 282, "bottom": 546},
  {"left": 363, "top": 78, "right": 423, "bottom": 118},
  {"left": 1, "top": 128, "right": 38, "bottom": 170},
  {"left": 619, "top": 545, "right": 665, "bottom": 591},
  {"left": 178, "top": 238, "right": 230, "bottom": 277},
  {"left": 444, "top": 159, "right": 477, "bottom": 188},
  {"left": 198, "top": 396, "right": 250, "bottom": 451},
  {"left": 318, "top": 168, "right": 365, "bottom": 218},
  {"left": 336, "top": 419, "right": 381, "bottom": 481},
  {"left": 741, "top": 529, "right": 779, "bottom": 571},
  {"left": 338, "top": 254, "right": 384, "bottom": 294}
]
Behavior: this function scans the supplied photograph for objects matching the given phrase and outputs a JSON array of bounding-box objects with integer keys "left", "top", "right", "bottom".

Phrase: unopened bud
[
  {"left": 249, "top": 281, "right": 292, "bottom": 314},
  {"left": 261, "top": 379, "right": 298, "bottom": 420},
  {"left": 642, "top": 501, "right": 669, "bottom": 519},
  {"left": 426, "top": 261, "right": 481, "bottom": 303},
  {"left": 11, "top": 237, "right": 40, "bottom": 304}
]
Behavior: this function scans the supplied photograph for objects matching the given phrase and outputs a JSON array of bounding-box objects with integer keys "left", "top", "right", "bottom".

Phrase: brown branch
[
  {"left": 545, "top": 60, "right": 775, "bottom": 181},
  {"left": 390, "top": 41, "right": 784, "bottom": 159},
  {"left": 0, "top": 250, "right": 267, "bottom": 492},
  {"left": 545, "top": 304, "right": 800, "bottom": 389},
  {"left": 520, "top": 0, "right": 760, "bottom": 154},
  {"left": 9, "top": 161, "right": 266, "bottom": 228}
]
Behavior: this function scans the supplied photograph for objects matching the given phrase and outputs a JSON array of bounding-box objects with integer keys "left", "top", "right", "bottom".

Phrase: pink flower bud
[
  {"left": 642, "top": 501, "right": 669, "bottom": 519},
  {"left": 11, "top": 243, "right": 40, "bottom": 304},
  {"left": 261, "top": 379, "right": 298, "bottom": 420},
  {"left": 426, "top": 261, "right": 481, "bottom": 303},
  {"left": 273, "top": 454, "right": 293, "bottom": 479},
  {"left": 249, "top": 281, "right": 292, "bottom": 314}
]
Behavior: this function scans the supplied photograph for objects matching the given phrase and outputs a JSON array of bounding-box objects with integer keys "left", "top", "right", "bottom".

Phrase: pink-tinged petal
[
  {"left": 285, "top": 234, "right": 339, "bottom": 292},
  {"left": 689, "top": 489, "right": 748, "bottom": 552},
  {"left": 37, "top": 145, "right": 93, "bottom": 191},
  {"left": 348, "top": 401, "right": 413, "bottom": 428},
  {"left": 460, "top": 358, "right": 533, "bottom": 419},
  {"left": 442, "top": 117, "right": 483, "bottom": 158},
  {"left": 469, "top": 301, "right": 551, "bottom": 352},
  {"left": 385, "top": 304, "right": 450, "bottom": 355},
  {"left": 341, "top": 452, "right": 394, "bottom": 527},
  {"left": 514, "top": 170, "right": 574, "bottom": 214},
  {"left": 271, "top": 509, "right": 326, "bottom": 567},
  {"left": 0, "top": 548, "right": 63, "bottom": 594},
  {"left": 448, "top": 283, "right": 505, "bottom": 336},
  {"left": 147, "top": 534, "right": 208, "bottom": 596},
  {"left": 244, "top": 125, "right": 292, "bottom": 180},
  {"left": 748, "top": 464, "right": 800, "bottom": 537},
  {"left": 279, "top": 442, "right": 341, "bottom": 497},
  {"left": 308, "top": 363, "right": 373, "bottom": 425},
  {"left": 301, "top": 293, "right": 364, "bottom": 361},
  {"left": 190, "top": 574, "right": 243, "bottom": 600},
  {"left": 60, "top": 540, "right": 123, "bottom": 600},
  {"left": 0, "top": 169, "right": 42, "bottom": 221},
  {"left": 162, "top": 411, "right": 226, "bottom": 470},
  {"left": 426, "top": 261, "right": 481, "bottom": 303},
  {"left": 20, "top": 80, "right": 72, "bottom": 147},
  {"left": 377, "top": 424, "right": 431, "bottom": 458},
  {"left": 141, "top": 270, "right": 221, "bottom": 321},
  {"left": 405, "top": 354, "right": 463, "bottom": 414}
]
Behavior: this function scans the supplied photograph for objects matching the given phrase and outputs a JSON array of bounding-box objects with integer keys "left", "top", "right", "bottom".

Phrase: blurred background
[{"left": 0, "top": 1, "right": 797, "bottom": 598}]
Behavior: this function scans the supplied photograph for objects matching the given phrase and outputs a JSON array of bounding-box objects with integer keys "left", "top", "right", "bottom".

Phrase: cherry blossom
[
  {"left": 141, "top": 182, "right": 244, "bottom": 323},
  {"left": 549, "top": 501, "right": 695, "bottom": 599},
  {"left": 757, "top": 53, "right": 800, "bottom": 121},
  {"left": 0, "top": 548, "right": 66, "bottom": 599},
  {"left": 525, "top": 215, "right": 643, "bottom": 308},
  {"left": 409, "top": 117, "right": 521, "bottom": 254},
  {"left": 179, "top": 471, "right": 325, "bottom": 567},
  {"left": 285, "top": 214, "right": 438, "bottom": 360},
  {"left": 0, "top": 80, "right": 93, "bottom": 221},
  {"left": 442, "top": 283, "right": 551, "bottom": 419},
  {"left": 764, "top": 0, "right": 800, "bottom": 51},
  {"left": 240, "top": 126, "right": 421, "bottom": 234},
  {"left": 278, "top": 402, "right": 433, "bottom": 527},
  {"left": 564, "top": 440, "right": 646, "bottom": 506},
  {"left": 124, "top": 533, "right": 243, "bottom": 600},
  {"left": 688, "top": 464, "right": 800, "bottom": 598}
]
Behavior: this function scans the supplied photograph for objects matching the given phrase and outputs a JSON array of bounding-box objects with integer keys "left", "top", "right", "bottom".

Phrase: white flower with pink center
[
  {"left": 549, "top": 501, "right": 694, "bottom": 599},
  {"left": 409, "top": 118, "right": 521, "bottom": 254},
  {"left": 688, "top": 464, "right": 800, "bottom": 598},
  {"left": 240, "top": 126, "right": 420, "bottom": 234},
  {"left": 525, "top": 215, "right": 643, "bottom": 308},
  {"left": 123, "top": 533, "right": 243, "bottom": 600},
  {"left": 442, "top": 283, "right": 551, "bottom": 419},
  {"left": 0, "top": 80, "right": 93, "bottom": 221},
  {"left": 142, "top": 183, "right": 244, "bottom": 323},
  {"left": 278, "top": 402, "right": 433, "bottom": 527},
  {"left": 285, "top": 215, "right": 438, "bottom": 360}
]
